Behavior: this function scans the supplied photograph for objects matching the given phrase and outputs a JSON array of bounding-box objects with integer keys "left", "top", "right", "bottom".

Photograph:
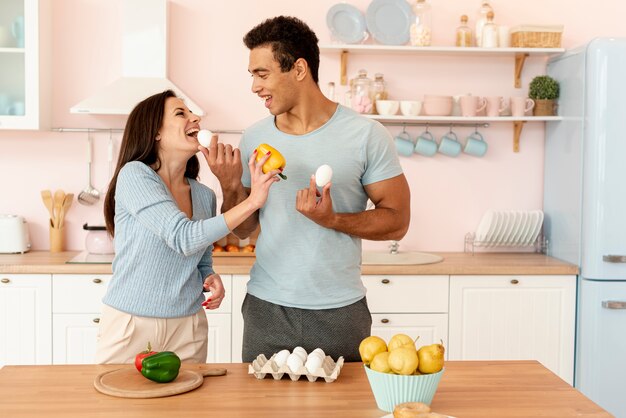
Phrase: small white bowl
[
  {"left": 400, "top": 100, "right": 422, "bottom": 116},
  {"left": 376, "top": 100, "right": 400, "bottom": 116}
]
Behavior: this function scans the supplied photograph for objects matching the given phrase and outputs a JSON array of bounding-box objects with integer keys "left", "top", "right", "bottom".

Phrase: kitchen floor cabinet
[
  {"left": 0, "top": 0, "right": 50, "bottom": 129},
  {"left": 448, "top": 275, "right": 576, "bottom": 384},
  {"left": 364, "top": 275, "right": 449, "bottom": 356},
  {"left": 52, "top": 274, "right": 110, "bottom": 364},
  {"left": 230, "top": 275, "right": 450, "bottom": 361},
  {"left": 0, "top": 274, "right": 51, "bottom": 366},
  {"left": 51, "top": 273, "right": 232, "bottom": 365}
]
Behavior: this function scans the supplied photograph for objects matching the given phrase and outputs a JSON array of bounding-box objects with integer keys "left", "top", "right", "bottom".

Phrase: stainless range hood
[{"left": 70, "top": 0, "right": 203, "bottom": 115}]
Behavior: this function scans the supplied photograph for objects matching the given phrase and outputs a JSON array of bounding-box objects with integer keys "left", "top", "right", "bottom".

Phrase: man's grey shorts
[{"left": 241, "top": 293, "right": 372, "bottom": 362}]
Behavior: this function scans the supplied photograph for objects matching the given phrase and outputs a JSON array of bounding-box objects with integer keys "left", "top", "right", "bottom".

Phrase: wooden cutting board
[{"left": 94, "top": 365, "right": 227, "bottom": 398}]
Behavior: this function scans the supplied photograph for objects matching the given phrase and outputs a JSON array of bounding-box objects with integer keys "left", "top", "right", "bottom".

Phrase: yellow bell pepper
[{"left": 255, "top": 143, "right": 287, "bottom": 180}]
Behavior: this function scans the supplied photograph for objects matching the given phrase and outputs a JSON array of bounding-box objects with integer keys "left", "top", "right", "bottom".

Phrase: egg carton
[{"left": 248, "top": 353, "right": 345, "bottom": 382}]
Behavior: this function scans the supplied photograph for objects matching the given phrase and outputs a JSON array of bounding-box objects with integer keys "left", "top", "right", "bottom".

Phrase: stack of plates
[{"left": 474, "top": 210, "right": 544, "bottom": 247}]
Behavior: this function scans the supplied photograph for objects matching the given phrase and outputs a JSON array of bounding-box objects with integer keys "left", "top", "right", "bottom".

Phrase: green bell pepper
[{"left": 140, "top": 351, "right": 181, "bottom": 383}]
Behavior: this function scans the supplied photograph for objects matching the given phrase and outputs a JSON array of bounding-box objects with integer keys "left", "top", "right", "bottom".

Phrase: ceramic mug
[
  {"left": 12, "top": 16, "right": 24, "bottom": 48},
  {"left": 7, "top": 101, "right": 25, "bottom": 116},
  {"left": 460, "top": 95, "right": 487, "bottom": 117},
  {"left": 510, "top": 97, "right": 535, "bottom": 117},
  {"left": 394, "top": 131, "right": 415, "bottom": 157},
  {"left": 438, "top": 131, "right": 461, "bottom": 157},
  {"left": 413, "top": 130, "right": 437, "bottom": 157},
  {"left": 0, "top": 94, "right": 10, "bottom": 115},
  {"left": 464, "top": 131, "right": 488, "bottom": 157},
  {"left": 485, "top": 96, "right": 506, "bottom": 117}
]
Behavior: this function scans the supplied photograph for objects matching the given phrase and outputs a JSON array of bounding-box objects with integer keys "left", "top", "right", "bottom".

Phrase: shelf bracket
[
  {"left": 340, "top": 50, "right": 349, "bottom": 85},
  {"left": 513, "top": 120, "right": 526, "bottom": 152},
  {"left": 514, "top": 53, "right": 529, "bottom": 88}
]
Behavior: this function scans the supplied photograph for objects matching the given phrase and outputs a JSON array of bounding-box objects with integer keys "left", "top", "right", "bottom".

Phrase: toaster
[{"left": 0, "top": 214, "right": 31, "bottom": 254}]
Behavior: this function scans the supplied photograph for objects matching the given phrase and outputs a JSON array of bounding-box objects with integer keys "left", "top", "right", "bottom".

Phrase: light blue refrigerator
[{"left": 544, "top": 37, "right": 626, "bottom": 417}]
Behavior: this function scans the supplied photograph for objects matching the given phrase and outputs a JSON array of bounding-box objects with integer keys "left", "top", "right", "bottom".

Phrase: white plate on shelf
[
  {"left": 326, "top": 3, "right": 368, "bottom": 44},
  {"left": 484, "top": 210, "right": 503, "bottom": 245},
  {"left": 493, "top": 210, "right": 511, "bottom": 245},
  {"left": 511, "top": 211, "right": 529, "bottom": 245},
  {"left": 518, "top": 211, "right": 537, "bottom": 246},
  {"left": 504, "top": 210, "right": 522, "bottom": 246},
  {"left": 475, "top": 210, "right": 494, "bottom": 242},
  {"left": 524, "top": 210, "right": 544, "bottom": 246},
  {"left": 366, "top": 0, "right": 413, "bottom": 45}
]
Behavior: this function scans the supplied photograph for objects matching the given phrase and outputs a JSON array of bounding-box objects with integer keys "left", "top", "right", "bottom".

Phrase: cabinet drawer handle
[
  {"left": 602, "top": 301, "right": 626, "bottom": 309},
  {"left": 93, "top": 318, "right": 100, "bottom": 323},
  {"left": 380, "top": 318, "right": 390, "bottom": 324},
  {"left": 1, "top": 278, "right": 10, "bottom": 284},
  {"left": 381, "top": 279, "right": 390, "bottom": 284},
  {"left": 92, "top": 278, "right": 102, "bottom": 284},
  {"left": 510, "top": 279, "right": 519, "bottom": 284}
]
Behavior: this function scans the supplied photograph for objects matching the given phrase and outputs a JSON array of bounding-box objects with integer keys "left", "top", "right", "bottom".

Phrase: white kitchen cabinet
[
  {"left": 230, "top": 274, "right": 248, "bottom": 363},
  {"left": 52, "top": 313, "right": 101, "bottom": 364},
  {"left": 52, "top": 274, "right": 233, "bottom": 364},
  {"left": 230, "top": 274, "right": 450, "bottom": 362},
  {"left": 205, "top": 274, "right": 232, "bottom": 363},
  {"left": 0, "top": 274, "right": 52, "bottom": 366},
  {"left": 52, "top": 274, "right": 110, "bottom": 364},
  {"left": 448, "top": 275, "right": 576, "bottom": 384},
  {"left": 364, "top": 275, "right": 449, "bottom": 356},
  {"left": 0, "top": 0, "right": 50, "bottom": 129}
]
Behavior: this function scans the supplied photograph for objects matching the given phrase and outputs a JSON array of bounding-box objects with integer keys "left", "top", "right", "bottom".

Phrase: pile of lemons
[{"left": 359, "top": 334, "right": 444, "bottom": 375}]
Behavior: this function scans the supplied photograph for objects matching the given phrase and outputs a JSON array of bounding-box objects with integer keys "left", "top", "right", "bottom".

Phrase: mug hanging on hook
[{"left": 394, "top": 124, "right": 415, "bottom": 157}]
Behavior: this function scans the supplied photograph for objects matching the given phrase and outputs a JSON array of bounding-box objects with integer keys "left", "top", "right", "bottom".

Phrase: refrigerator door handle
[
  {"left": 602, "top": 254, "right": 626, "bottom": 263},
  {"left": 602, "top": 300, "right": 626, "bottom": 309}
]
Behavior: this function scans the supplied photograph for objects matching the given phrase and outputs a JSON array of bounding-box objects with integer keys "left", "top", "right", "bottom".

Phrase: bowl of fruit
[{"left": 359, "top": 334, "right": 445, "bottom": 413}]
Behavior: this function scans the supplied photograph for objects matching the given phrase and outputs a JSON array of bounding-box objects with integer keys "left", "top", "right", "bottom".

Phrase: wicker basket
[{"left": 511, "top": 25, "right": 563, "bottom": 48}]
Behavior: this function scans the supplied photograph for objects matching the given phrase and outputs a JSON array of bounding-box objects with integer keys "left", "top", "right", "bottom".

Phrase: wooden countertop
[
  {"left": 0, "top": 251, "right": 578, "bottom": 275},
  {"left": 0, "top": 361, "right": 608, "bottom": 417}
]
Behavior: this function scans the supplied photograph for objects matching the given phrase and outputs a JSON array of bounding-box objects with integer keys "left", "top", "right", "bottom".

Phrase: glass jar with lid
[
  {"left": 351, "top": 69, "right": 374, "bottom": 114},
  {"left": 475, "top": 1, "right": 494, "bottom": 47},
  {"left": 455, "top": 15, "right": 472, "bottom": 47},
  {"left": 480, "top": 11, "right": 498, "bottom": 48},
  {"left": 410, "top": 0, "right": 432, "bottom": 46},
  {"left": 372, "top": 73, "right": 388, "bottom": 114}
]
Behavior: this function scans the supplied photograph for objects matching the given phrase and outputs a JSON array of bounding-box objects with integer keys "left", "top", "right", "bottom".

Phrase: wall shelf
[
  {"left": 319, "top": 44, "right": 564, "bottom": 88},
  {"left": 367, "top": 115, "right": 563, "bottom": 152}
]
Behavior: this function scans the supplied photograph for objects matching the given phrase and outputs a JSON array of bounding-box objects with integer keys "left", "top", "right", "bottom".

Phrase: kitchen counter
[
  {"left": 0, "top": 251, "right": 578, "bottom": 275},
  {"left": 0, "top": 361, "right": 608, "bottom": 417}
]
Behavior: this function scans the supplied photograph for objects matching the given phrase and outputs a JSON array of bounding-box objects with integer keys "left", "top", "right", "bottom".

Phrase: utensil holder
[{"left": 50, "top": 225, "right": 64, "bottom": 252}]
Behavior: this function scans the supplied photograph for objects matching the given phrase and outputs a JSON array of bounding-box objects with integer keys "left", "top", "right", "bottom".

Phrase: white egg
[
  {"left": 305, "top": 355, "right": 323, "bottom": 374},
  {"left": 197, "top": 129, "right": 213, "bottom": 147},
  {"left": 286, "top": 353, "right": 304, "bottom": 372},
  {"left": 292, "top": 346, "right": 308, "bottom": 362},
  {"left": 273, "top": 349, "right": 290, "bottom": 367},
  {"left": 311, "top": 348, "right": 326, "bottom": 358},
  {"left": 315, "top": 164, "right": 333, "bottom": 187}
]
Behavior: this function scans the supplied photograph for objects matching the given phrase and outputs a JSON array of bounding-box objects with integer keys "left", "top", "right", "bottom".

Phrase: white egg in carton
[{"left": 248, "top": 352, "right": 345, "bottom": 382}]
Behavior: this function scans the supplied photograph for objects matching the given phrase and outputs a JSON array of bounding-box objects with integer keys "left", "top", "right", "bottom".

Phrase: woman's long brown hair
[{"left": 104, "top": 90, "right": 200, "bottom": 236}]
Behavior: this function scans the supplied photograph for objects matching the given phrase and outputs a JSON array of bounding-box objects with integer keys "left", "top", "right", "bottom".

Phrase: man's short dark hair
[{"left": 243, "top": 16, "right": 320, "bottom": 84}]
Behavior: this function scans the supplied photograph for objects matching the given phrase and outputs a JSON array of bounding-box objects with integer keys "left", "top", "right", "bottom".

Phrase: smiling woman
[{"left": 95, "top": 89, "right": 280, "bottom": 365}]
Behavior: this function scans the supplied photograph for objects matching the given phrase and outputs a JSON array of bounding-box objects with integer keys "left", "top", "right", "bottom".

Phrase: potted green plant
[{"left": 528, "top": 75, "right": 560, "bottom": 116}]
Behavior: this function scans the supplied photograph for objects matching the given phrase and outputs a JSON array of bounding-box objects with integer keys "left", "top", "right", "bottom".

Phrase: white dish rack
[{"left": 465, "top": 209, "right": 547, "bottom": 253}]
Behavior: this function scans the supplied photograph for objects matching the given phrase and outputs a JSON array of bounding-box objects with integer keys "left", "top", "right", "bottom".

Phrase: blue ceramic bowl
[{"left": 364, "top": 365, "right": 444, "bottom": 412}]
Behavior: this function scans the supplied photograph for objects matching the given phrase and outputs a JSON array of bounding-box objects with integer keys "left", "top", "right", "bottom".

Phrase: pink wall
[{"left": 0, "top": 0, "right": 624, "bottom": 252}]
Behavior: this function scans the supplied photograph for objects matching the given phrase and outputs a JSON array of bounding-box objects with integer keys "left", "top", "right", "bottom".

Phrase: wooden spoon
[
  {"left": 53, "top": 190, "right": 65, "bottom": 228},
  {"left": 58, "top": 193, "right": 74, "bottom": 229},
  {"left": 41, "top": 190, "right": 55, "bottom": 222}
]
